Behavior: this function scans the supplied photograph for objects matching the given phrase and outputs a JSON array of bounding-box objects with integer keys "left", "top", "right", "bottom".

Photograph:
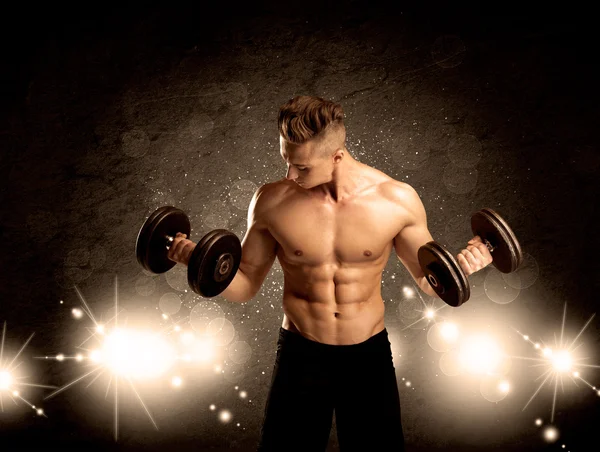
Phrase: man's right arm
[{"left": 220, "top": 184, "right": 279, "bottom": 303}]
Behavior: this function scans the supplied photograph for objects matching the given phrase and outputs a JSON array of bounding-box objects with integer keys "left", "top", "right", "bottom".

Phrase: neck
[{"left": 314, "top": 155, "right": 365, "bottom": 203}]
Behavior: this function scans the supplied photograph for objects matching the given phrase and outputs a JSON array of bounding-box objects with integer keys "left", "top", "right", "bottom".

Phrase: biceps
[
  {"left": 239, "top": 224, "right": 278, "bottom": 292},
  {"left": 393, "top": 223, "right": 434, "bottom": 281}
]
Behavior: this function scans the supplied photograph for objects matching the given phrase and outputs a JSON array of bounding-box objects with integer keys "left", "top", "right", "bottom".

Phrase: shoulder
[
  {"left": 357, "top": 163, "right": 421, "bottom": 204},
  {"left": 379, "top": 179, "right": 428, "bottom": 226},
  {"left": 248, "top": 179, "right": 289, "bottom": 215},
  {"left": 379, "top": 179, "right": 422, "bottom": 206}
]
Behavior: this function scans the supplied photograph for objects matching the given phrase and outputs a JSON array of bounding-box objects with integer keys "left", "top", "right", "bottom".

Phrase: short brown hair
[{"left": 278, "top": 95, "right": 345, "bottom": 144}]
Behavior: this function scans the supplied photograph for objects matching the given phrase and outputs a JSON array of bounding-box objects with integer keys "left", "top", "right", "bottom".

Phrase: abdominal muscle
[{"left": 280, "top": 263, "right": 386, "bottom": 345}]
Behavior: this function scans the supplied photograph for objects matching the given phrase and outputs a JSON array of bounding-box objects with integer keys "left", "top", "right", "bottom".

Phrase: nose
[{"left": 286, "top": 166, "right": 297, "bottom": 181}]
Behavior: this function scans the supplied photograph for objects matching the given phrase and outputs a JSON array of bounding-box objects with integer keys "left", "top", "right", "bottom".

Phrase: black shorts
[{"left": 258, "top": 327, "right": 405, "bottom": 451}]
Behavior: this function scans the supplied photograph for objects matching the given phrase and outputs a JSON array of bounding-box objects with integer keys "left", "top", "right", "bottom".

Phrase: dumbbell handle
[
  {"left": 165, "top": 233, "right": 233, "bottom": 280},
  {"left": 165, "top": 233, "right": 197, "bottom": 249},
  {"left": 165, "top": 234, "right": 178, "bottom": 250},
  {"left": 425, "top": 238, "right": 495, "bottom": 290},
  {"left": 164, "top": 233, "right": 196, "bottom": 265},
  {"left": 483, "top": 238, "right": 495, "bottom": 253}
]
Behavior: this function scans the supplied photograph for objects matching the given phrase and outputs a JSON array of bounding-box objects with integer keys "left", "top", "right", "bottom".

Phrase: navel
[
  {"left": 334, "top": 312, "right": 340, "bottom": 318},
  {"left": 294, "top": 250, "right": 303, "bottom": 256},
  {"left": 363, "top": 250, "right": 372, "bottom": 257}
]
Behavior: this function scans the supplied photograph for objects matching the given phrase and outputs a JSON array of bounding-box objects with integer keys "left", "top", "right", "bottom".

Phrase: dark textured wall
[{"left": 0, "top": 3, "right": 598, "bottom": 451}]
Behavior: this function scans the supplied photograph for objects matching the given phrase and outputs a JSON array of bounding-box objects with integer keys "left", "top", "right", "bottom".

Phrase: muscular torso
[{"left": 263, "top": 165, "right": 409, "bottom": 345}]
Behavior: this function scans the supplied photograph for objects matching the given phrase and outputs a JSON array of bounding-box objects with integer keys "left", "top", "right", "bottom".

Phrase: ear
[{"left": 333, "top": 148, "right": 345, "bottom": 163}]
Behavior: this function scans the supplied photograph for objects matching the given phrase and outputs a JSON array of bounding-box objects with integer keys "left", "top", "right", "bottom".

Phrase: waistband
[{"left": 278, "top": 326, "right": 389, "bottom": 354}]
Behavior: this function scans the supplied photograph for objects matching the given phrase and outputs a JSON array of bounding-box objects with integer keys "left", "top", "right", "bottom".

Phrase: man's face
[{"left": 279, "top": 136, "right": 331, "bottom": 189}]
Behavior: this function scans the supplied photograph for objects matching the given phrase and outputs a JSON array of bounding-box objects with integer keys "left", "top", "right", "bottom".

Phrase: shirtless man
[{"left": 168, "top": 96, "right": 492, "bottom": 451}]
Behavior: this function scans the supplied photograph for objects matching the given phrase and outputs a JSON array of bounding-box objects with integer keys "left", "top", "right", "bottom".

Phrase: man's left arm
[{"left": 391, "top": 183, "right": 492, "bottom": 299}]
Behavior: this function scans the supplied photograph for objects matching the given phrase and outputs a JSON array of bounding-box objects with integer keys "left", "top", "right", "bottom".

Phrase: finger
[
  {"left": 180, "top": 240, "right": 195, "bottom": 257},
  {"left": 169, "top": 238, "right": 182, "bottom": 254},
  {"left": 169, "top": 238, "right": 190, "bottom": 261},
  {"left": 181, "top": 242, "right": 196, "bottom": 264},
  {"left": 168, "top": 245, "right": 181, "bottom": 261},
  {"left": 167, "top": 245, "right": 177, "bottom": 261},
  {"left": 456, "top": 253, "right": 472, "bottom": 276},
  {"left": 174, "top": 240, "right": 192, "bottom": 258},
  {"left": 467, "top": 244, "right": 483, "bottom": 255},
  {"left": 180, "top": 241, "right": 194, "bottom": 255},
  {"left": 171, "top": 243, "right": 185, "bottom": 262},
  {"left": 461, "top": 249, "right": 480, "bottom": 271},
  {"left": 475, "top": 242, "right": 493, "bottom": 263},
  {"left": 475, "top": 242, "right": 491, "bottom": 259},
  {"left": 469, "top": 242, "right": 493, "bottom": 263},
  {"left": 468, "top": 246, "right": 487, "bottom": 266}
]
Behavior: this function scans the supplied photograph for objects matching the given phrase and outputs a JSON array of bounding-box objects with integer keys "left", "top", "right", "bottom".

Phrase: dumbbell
[
  {"left": 418, "top": 208, "right": 523, "bottom": 307},
  {"left": 135, "top": 206, "right": 242, "bottom": 297}
]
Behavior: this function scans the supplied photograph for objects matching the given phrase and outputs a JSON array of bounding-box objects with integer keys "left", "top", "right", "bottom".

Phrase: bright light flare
[
  {"left": 0, "top": 370, "right": 13, "bottom": 390},
  {"left": 551, "top": 350, "right": 572, "bottom": 373},
  {"left": 459, "top": 335, "right": 503, "bottom": 375},
  {"left": 99, "top": 329, "right": 175, "bottom": 379},
  {"left": 180, "top": 331, "right": 195, "bottom": 345},
  {"left": 543, "top": 425, "right": 559, "bottom": 442},
  {"left": 427, "top": 321, "right": 460, "bottom": 353},
  {"left": 72, "top": 308, "right": 84, "bottom": 319},
  {"left": 517, "top": 304, "right": 599, "bottom": 423},
  {"left": 402, "top": 287, "right": 414, "bottom": 298},
  {"left": 44, "top": 278, "right": 232, "bottom": 441},
  {"left": 400, "top": 284, "right": 447, "bottom": 332},
  {"left": 43, "top": 279, "right": 181, "bottom": 441},
  {"left": 89, "top": 349, "right": 102, "bottom": 363},
  {"left": 178, "top": 333, "right": 217, "bottom": 364},
  {"left": 480, "top": 376, "right": 511, "bottom": 402},
  {"left": 440, "top": 322, "right": 459, "bottom": 342},
  {"left": 192, "top": 338, "right": 216, "bottom": 363},
  {"left": 498, "top": 380, "right": 510, "bottom": 393},
  {"left": 0, "top": 322, "right": 52, "bottom": 416},
  {"left": 219, "top": 409, "right": 232, "bottom": 423}
]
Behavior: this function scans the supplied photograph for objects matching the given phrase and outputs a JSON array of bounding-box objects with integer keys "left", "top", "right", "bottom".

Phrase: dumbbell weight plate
[
  {"left": 183, "top": 229, "right": 223, "bottom": 291},
  {"left": 136, "top": 206, "right": 191, "bottom": 274},
  {"left": 418, "top": 241, "right": 470, "bottom": 307},
  {"left": 471, "top": 208, "right": 523, "bottom": 274},
  {"left": 188, "top": 230, "right": 242, "bottom": 298},
  {"left": 193, "top": 228, "right": 222, "bottom": 259}
]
